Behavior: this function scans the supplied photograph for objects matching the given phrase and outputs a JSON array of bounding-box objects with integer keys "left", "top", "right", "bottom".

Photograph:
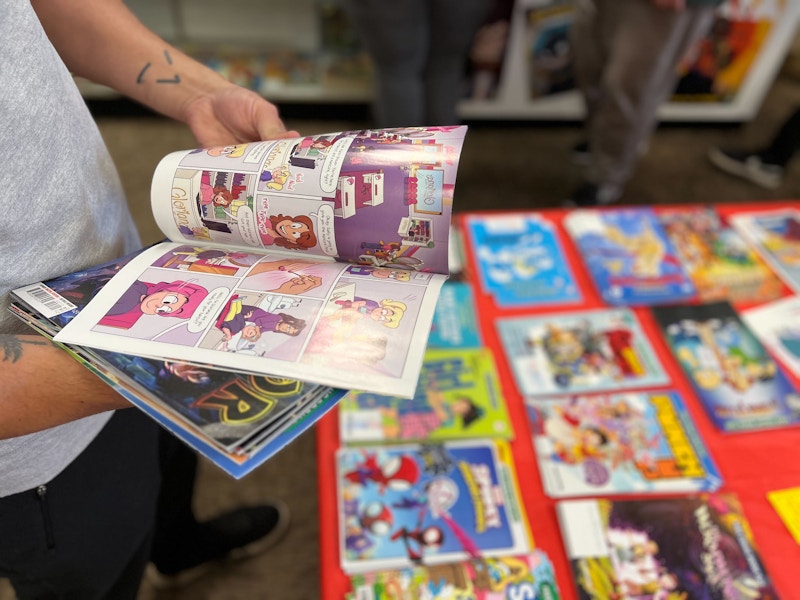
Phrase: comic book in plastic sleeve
[
  {"left": 653, "top": 301, "right": 800, "bottom": 432},
  {"left": 346, "top": 549, "right": 560, "bottom": 599},
  {"left": 525, "top": 391, "right": 723, "bottom": 498},
  {"left": 495, "top": 307, "right": 669, "bottom": 397},
  {"left": 464, "top": 211, "right": 581, "bottom": 308},
  {"left": 336, "top": 439, "right": 532, "bottom": 574},
  {"left": 564, "top": 207, "right": 696, "bottom": 306},
  {"left": 742, "top": 294, "right": 800, "bottom": 380},
  {"left": 339, "top": 347, "right": 512, "bottom": 444},
  {"left": 657, "top": 205, "right": 782, "bottom": 304},
  {"left": 556, "top": 494, "right": 779, "bottom": 599}
]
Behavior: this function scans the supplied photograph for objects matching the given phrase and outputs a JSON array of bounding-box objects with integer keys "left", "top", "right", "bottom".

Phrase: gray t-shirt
[{"left": 0, "top": 1, "right": 142, "bottom": 497}]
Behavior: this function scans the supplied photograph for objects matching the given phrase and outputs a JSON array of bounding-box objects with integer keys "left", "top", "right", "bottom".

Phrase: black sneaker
[
  {"left": 708, "top": 146, "right": 783, "bottom": 189},
  {"left": 564, "top": 182, "right": 622, "bottom": 207},
  {"left": 570, "top": 140, "right": 591, "bottom": 166},
  {"left": 146, "top": 500, "right": 290, "bottom": 589}
]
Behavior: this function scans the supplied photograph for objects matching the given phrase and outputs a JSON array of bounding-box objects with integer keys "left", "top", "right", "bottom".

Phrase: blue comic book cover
[
  {"left": 653, "top": 301, "right": 800, "bottom": 433},
  {"left": 526, "top": 391, "right": 722, "bottom": 498},
  {"left": 427, "top": 280, "right": 483, "bottom": 349},
  {"left": 465, "top": 212, "right": 581, "bottom": 307},
  {"left": 495, "top": 307, "right": 669, "bottom": 397},
  {"left": 564, "top": 208, "right": 696, "bottom": 305},
  {"left": 336, "top": 440, "right": 532, "bottom": 574},
  {"left": 9, "top": 250, "right": 346, "bottom": 478},
  {"left": 557, "top": 494, "right": 779, "bottom": 600}
]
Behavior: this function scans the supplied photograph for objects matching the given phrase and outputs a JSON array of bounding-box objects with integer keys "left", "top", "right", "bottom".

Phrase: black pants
[
  {"left": 0, "top": 409, "right": 161, "bottom": 600},
  {"left": 762, "top": 106, "right": 800, "bottom": 167}
]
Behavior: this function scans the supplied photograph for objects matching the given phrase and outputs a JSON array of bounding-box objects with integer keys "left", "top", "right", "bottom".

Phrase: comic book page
[
  {"left": 336, "top": 440, "right": 532, "bottom": 574},
  {"left": 525, "top": 391, "right": 722, "bottom": 498},
  {"left": 652, "top": 301, "right": 800, "bottom": 432},
  {"left": 150, "top": 126, "right": 467, "bottom": 275},
  {"left": 729, "top": 208, "right": 800, "bottom": 294},
  {"left": 564, "top": 208, "right": 696, "bottom": 306},
  {"left": 741, "top": 294, "right": 800, "bottom": 380},
  {"left": 465, "top": 212, "right": 581, "bottom": 308},
  {"left": 347, "top": 550, "right": 560, "bottom": 599},
  {"left": 657, "top": 206, "right": 783, "bottom": 304},
  {"left": 495, "top": 308, "right": 669, "bottom": 397},
  {"left": 556, "top": 494, "right": 779, "bottom": 599},
  {"left": 339, "top": 347, "right": 512, "bottom": 444},
  {"left": 47, "top": 243, "right": 446, "bottom": 397}
]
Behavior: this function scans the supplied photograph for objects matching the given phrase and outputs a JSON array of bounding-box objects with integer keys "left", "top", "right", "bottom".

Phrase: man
[
  {"left": 567, "top": 0, "right": 723, "bottom": 206},
  {"left": 0, "top": 0, "right": 298, "bottom": 597}
]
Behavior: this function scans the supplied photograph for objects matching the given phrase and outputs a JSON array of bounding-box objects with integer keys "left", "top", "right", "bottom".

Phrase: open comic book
[{"left": 13, "top": 126, "right": 468, "bottom": 399}]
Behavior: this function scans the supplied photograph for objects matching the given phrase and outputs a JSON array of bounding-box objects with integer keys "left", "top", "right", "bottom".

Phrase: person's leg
[
  {"left": 572, "top": 0, "right": 715, "bottom": 204},
  {"left": 347, "top": 0, "right": 429, "bottom": 127},
  {"left": 570, "top": 0, "right": 610, "bottom": 138},
  {"left": 425, "top": 0, "right": 491, "bottom": 125},
  {"left": 760, "top": 106, "right": 800, "bottom": 167},
  {"left": 0, "top": 409, "right": 161, "bottom": 600}
]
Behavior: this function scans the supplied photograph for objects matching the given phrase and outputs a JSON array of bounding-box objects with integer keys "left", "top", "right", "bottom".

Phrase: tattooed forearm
[
  {"left": 0, "top": 335, "right": 50, "bottom": 363},
  {"left": 137, "top": 49, "right": 181, "bottom": 85}
]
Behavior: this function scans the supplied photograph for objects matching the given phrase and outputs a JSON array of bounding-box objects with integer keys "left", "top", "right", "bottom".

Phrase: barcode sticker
[{"left": 15, "top": 283, "right": 77, "bottom": 319}]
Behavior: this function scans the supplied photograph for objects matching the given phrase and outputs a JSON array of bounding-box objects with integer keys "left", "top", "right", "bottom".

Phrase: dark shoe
[
  {"left": 146, "top": 500, "right": 290, "bottom": 589},
  {"left": 570, "top": 140, "right": 591, "bottom": 166},
  {"left": 708, "top": 146, "right": 783, "bottom": 189},
  {"left": 564, "top": 182, "right": 622, "bottom": 207}
]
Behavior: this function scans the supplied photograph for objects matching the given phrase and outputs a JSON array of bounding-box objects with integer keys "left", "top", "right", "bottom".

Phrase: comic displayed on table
[
  {"left": 465, "top": 211, "right": 581, "bottom": 308},
  {"left": 653, "top": 301, "right": 800, "bottom": 432},
  {"left": 526, "top": 391, "right": 722, "bottom": 498},
  {"left": 729, "top": 208, "right": 800, "bottom": 294},
  {"left": 564, "top": 207, "right": 696, "bottom": 306},
  {"left": 346, "top": 549, "right": 560, "bottom": 600},
  {"left": 427, "top": 281, "right": 483, "bottom": 350},
  {"left": 339, "top": 347, "right": 512, "bottom": 445},
  {"left": 556, "top": 494, "right": 778, "bottom": 600},
  {"left": 657, "top": 205, "right": 783, "bottom": 304},
  {"left": 742, "top": 294, "right": 800, "bottom": 380},
  {"left": 495, "top": 307, "right": 669, "bottom": 397},
  {"left": 336, "top": 440, "right": 532, "bottom": 574}
]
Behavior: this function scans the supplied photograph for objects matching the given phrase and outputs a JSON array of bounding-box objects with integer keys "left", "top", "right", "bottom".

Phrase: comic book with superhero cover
[
  {"left": 8, "top": 250, "right": 346, "bottom": 479},
  {"left": 13, "top": 126, "right": 469, "bottom": 399},
  {"left": 729, "top": 208, "right": 800, "bottom": 294},
  {"left": 495, "top": 307, "right": 669, "bottom": 397},
  {"left": 464, "top": 211, "right": 581, "bottom": 308},
  {"left": 652, "top": 301, "right": 800, "bottom": 433},
  {"left": 564, "top": 208, "right": 696, "bottom": 306},
  {"left": 657, "top": 206, "right": 782, "bottom": 304},
  {"left": 339, "top": 347, "right": 512, "bottom": 444},
  {"left": 742, "top": 294, "right": 800, "bottom": 380},
  {"left": 346, "top": 549, "right": 560, "bottom": 600},
  {"left": 556, "top": 494, "right": 779, "bottom": 599},
  {"left": 336, "top": 440, "right": 532, "bottom": 574},
  {"left": 525, "top": 391, "right": 722, "bottom": 498}
]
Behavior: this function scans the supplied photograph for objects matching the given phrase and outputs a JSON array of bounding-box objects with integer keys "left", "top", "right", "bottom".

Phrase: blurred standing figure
[
  {"left": 568, "top": 0, "right": 723, "bottom": 206},
  {"left": 347, "top": 0, "right": 491, "bottom": 127}
]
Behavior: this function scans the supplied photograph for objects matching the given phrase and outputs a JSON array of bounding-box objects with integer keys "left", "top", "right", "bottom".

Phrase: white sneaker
[{"left": 708, "top": 146, "right": 784, "bottom": 190}]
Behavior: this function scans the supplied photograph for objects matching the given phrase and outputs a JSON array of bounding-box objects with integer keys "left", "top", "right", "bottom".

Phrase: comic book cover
[
  {"left": 556, "top": 494, "right": 779, "bottom": 599},
  {"left": 465, "top": 212, "right": 581, "bottom": 308},
  {"left": 657, "top": 206, "right": 782, "bottom": 304},
  {"left": 525, "top": 391, "right": 722, "bottom": 498},
  {"left": 8, "top": 251, "right": 346, "bottom": 478},
  {"left": 336, "top": 440, "right": 532, "bottom": 574},
  {"left": 729, "top": 208, "right": 800, "bottom": 294},
  {"left": 426, "top": 281, "right": 483, "bottom": 350},
  {"left": 564, "top": 208, "right": 696, "bottom": 306},
  {"left": 525, "top": 1, "right": 575, "bottom": 99},
  {"left": 347, "top": 549, "right": 560, "bottom": 600},
  {"left": 652, "top": 301, "right": 800, "bottom": 432},
  {"left": 495, "top": 308, "right": 669, "bottom": 397},
  {"left": 339, "top": 347, "right": 512, "bottom": 444},
  {"left": 741, "top": 294, "right": 800, "bottom": 380}
]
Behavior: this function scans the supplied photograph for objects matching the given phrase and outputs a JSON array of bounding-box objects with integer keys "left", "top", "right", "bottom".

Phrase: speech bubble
[
  {"left": 310, "top": 204, "right": 339, "bottom": 256},
  {"left": 187, "top": 286, "right": 230, "bottom": 333},
  {"left": 319, "top": 136, "right": 355, "bottom": 194},
  {"left": 234, "top": 206, "right": 261, "bottom": 247}
]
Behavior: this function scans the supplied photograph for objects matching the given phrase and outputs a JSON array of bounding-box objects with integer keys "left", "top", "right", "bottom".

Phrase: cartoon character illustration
[
  {"left": 198, "top": 171, "right": 246, "bottom": 210},
  {"left": 261, "top": 214, "right": 317, "bottom": 250},
  {"left": 604, "top": 222, "right": 669, "bottom": 279},
  {"left": 376, "top": 390, "right": 484, "bottom": 441},
  {"left": 344, "top": 452, "right": 420, "bottom": 492},
  {"left": 331, "top": 297, "right": 407, "bottom": 329},
  {"left": 259, "top": 164, "right": 291, "bottom": 191},
  {"left": 98, "top": 279, "right": 208, "bottom": 329},
  {"left": 345, "top": 265, "right": 412, "bottom": 282},
  {"left": 390, "top": 519, "right": 445, "bottom": 563},
  {"left": 243, "top": 259, "right": 324, "bottom": 295},
  {"left": 216, "top": 300, "right": 306, "bottom": 343},
  {"left": 205, "top": 144, "right": 247, "bottom": 158}
]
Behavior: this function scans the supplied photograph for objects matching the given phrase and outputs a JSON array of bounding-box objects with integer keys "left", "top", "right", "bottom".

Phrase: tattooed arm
[
  {"left": 0, "top": 334, "right": 130, "bottom": 439},
  {"left": 31, "top": 0, "right": 299, "bottom": 146}
]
